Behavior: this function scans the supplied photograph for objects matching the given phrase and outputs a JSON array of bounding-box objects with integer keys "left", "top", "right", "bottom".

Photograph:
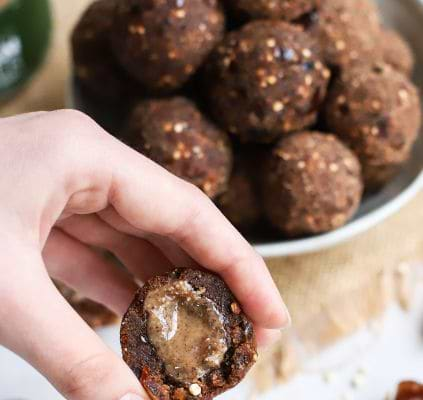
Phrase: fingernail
[
  {"left": 120, "top": 394, "right": 144, "bottom": 400},
  {"left": 281, "top": 301, "right": 292, "bottom": 330}
]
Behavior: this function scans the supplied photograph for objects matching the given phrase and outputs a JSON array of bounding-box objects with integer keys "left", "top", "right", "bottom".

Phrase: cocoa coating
[
  {"left": 126, "top": 97, "right": 232, "bottom": 199},
  {"left": 325, "top": 62, "right": 421, "bottom": 188},
  {"left": 206, "top": 20, "right": 331, "bottom": 143},
  {"left": 56, "top": 282, "right": 118, "bottom": 328},
  {"left": 111, "top": 0, "right": 225, "bottom": 94},
  {"left": 262, "top": 132, "right": 363, "bottom": 236},
  {"left": 225, "top": 0, "right": 321, "bottom": 21},
  {"left": 71, "top": 0, "right": 134, "bottom": 100},
  {"left": 309, "top": 0, "right": 382, "bottom": 69},
  {"left": 396, "top": 381, "right": 423, "bottom": 400},
  {"left": 216, "top": 152, "right": 262, "bottom": 231},
  {"left": 379, "top": 29, "right": 414, "bottom": 76},
  {"left": 121, "top": 268, "right": 257, "bottom": 400}
]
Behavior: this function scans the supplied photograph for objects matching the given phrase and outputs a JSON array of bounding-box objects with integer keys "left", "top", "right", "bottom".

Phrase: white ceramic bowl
[{"left": 69, "top": 0, "right": 423, "bottom": 257}]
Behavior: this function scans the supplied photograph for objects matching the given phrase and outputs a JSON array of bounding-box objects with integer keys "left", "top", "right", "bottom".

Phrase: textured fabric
[{"left": 255, "top": 192, "right": 423, "bottom": 385}]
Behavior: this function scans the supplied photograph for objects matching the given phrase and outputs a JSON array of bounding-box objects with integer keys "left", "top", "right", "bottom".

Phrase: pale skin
[{"left": 0, "top": 110, "right": 290, "bottom": 400}]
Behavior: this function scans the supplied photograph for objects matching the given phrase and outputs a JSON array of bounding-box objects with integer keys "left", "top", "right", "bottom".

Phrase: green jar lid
[{"left": 0, "top": 0, "right": 51, "bottom": 100}]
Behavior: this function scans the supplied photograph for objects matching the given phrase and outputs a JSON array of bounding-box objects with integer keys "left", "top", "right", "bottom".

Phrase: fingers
[
  {"left": 100, "top": 138, "right": 289, "bottom": 329},
  {"left": 16, "top": 110, "right": 288, "bottom": 330},
  {"left": 43, "top": 228, "right": 137, "bottom": 315},
  {"left": 0, "top": 243, "right": 147, "bottom": 400},
  {"left": 57, "top": 214, "right": 173, "bottom": 281},
  {"left": 97, "top": 206, "right": 197, "bottom": 268}
]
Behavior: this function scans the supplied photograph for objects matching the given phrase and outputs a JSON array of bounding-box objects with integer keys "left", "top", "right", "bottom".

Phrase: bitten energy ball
[
  {"left": 126, "top": 97, "right": 232, "bottom": 199},
  {"left": 217, "top": 153, "right": 262, "bottom": 231},
  {"left": 379, "top": 29, "right": 414, "bottom": 76},
  {"left": 206, "top": 20, "right": 330, "bottom": 143},
  {"left": 396, "top": 381, "right": 423, "bottom": 400},
  {"left": 71, "top": 0, "right": 133, "bottom": 99},
  {"left": 56, "top": 282, "right": 118, "bottom": 328},
  {"left": 225, "top": 0, "right": 321, "bottom": 21},
  {"left": 112, "top": 0, "right": 225, "bottom": 93},
  {"left": 263, "top": 132, "right": 363, "bottom": 236},
  {"left": 121, "top": 268, "right": 257, "bottom": 400},
  {"left": 310, "top": 0, "right": 381, "bottom": 69},
  {"left": 325, "top": 63, "right": 421, "bottom": 188}
]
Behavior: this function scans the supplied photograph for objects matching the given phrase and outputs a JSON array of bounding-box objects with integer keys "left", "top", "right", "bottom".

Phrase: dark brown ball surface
[
  {"left": 224, "top": 0, "right": 321, "bottom": 21},
  {"left": 309, "top": 0, "right": 381, "bottom": 69},
  {"left": 71, "top": 0, "right": 134, "bottom": 100},
  {"left": 121, "top": 268, "right": 257, "bottom": 400},
  {"left": 126, "top": 97, "right": 232, "bottom": 199},
  {"left": 325, "top": 63, "right": 421, "bottom": 188},
  {"left": 379, "top": 29, "right": 414, "bottom": 76},
  {"left": 111, "top": 0, "right": 225, "bottom": 94},
  {"left": 206, "top": 20, "right": 330, "bottom": 143},
  {"left": 217, "top": 152, "right": 262, "bottom": 231},
  {"left": 263, "top": 132, "right": 363, "bottom": 236}
]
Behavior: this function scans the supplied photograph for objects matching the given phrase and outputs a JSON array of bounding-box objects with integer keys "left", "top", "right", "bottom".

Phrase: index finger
[{"left": 100, "top": 134, "right": 290, "bottom": 330}]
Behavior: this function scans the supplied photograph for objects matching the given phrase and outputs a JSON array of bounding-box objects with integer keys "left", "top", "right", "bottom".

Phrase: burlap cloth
[{"left": 2, "top": 0, "right": 422, "bottom": 389}]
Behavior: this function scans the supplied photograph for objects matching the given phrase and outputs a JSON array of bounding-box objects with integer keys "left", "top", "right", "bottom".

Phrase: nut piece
[
  {"left": 231, "top": 302, "right": 241, "bottom": 315},
  {"left": 189, "top": 383, "right": 202, "bottom": 396}
]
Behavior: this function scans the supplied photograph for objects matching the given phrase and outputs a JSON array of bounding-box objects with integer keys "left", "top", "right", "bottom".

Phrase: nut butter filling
[{"left": 144, "top": 280, "right": 228, "bottom": 383}]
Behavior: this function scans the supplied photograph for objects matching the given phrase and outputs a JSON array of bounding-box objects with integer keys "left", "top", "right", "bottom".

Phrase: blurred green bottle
[{"left": 0, "top": 0, "right": 51, "bottom": 101}]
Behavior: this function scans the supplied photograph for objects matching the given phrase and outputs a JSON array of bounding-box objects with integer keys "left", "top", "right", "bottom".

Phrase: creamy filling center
[{"left": 145, "top": 280, "right": 228, "bottom": 383}]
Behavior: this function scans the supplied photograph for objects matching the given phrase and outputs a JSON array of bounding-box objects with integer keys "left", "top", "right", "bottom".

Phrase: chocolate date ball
[
  {"left": 379, "top": 29, "right": 414, "bottom": 76},
  {"left": 126, "top": 97, "right": 232, "bottom": 199},
  {"left": 112, "top": 0, "right": 225, "bottom": 94},
  {"left": 225, "top": 0, "right": 322, "bottom": 21},
  {"left": 310, "top": 0, "right": 381, "bottom": 69},
  {"left": 121, "top": 269, "right": 257, "bottom": 400},
  {"left": 325, "top": 63, "right": 421, "bottom": 188},
  {"left": 217, "top": 153, "right": 262, "bottom": 231},
  {"left": 263, "top": 132, "right": 363, "bottom": 236},
  {"left": 206, "top": 20, "right": 331, "bottom": 143},
  {"left": 71, "top": 0, "right": 133, "bottom": 100},
  {"left": 56, "top": 282, "right": 118, "bottom": 328},
  {"left": 396, "top": 381, "right": 423, "bottom": 400}
]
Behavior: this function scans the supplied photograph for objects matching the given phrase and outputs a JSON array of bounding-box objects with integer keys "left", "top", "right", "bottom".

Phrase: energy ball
[
  {"left": 121, "top": 268, "right": 257, "bottom": 400},
  {"left": 217, "top": 153, "right": 262, "bottom": 231},
  {"left": 225, "top": 0, "right": 322, "bottom": 22},
  {"left": 396, "top": 381, "right": 423, "bottom": 400},
  {"left": 71, "top": 0, "right": 133, "bottom": 100},
  {"left": 262, "top": 132, "right": 363, "bottom": 236},
  {"left": 206, "top": 20, "right": 331, "bottom": 143},
  {"left": 325, "top": 63, "right": 421, "bottom": 188},
  {"left": 379, "top": 29, "right": 414, "bottom": 76},
  {"left": 56, "top": 282, "right": 118, "bottom": 328},
  {"left": 126, "top": 97, "right": 232, "bottom": 199},
  {"left": 310, "top": 0, "right": 382, "bottom": 69},
  {"left": 112, "top": 0, "right": 225, "bottom": 94}
]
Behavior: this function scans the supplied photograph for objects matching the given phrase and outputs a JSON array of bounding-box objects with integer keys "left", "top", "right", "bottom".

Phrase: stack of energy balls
[{"left": 72, "top": 0, "right": 421, "bottom": 239}]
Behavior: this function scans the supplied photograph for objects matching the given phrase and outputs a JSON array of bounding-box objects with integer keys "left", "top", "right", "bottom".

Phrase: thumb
[{"left": 0, "top": 245, "right": 148, "bottom": 400}]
